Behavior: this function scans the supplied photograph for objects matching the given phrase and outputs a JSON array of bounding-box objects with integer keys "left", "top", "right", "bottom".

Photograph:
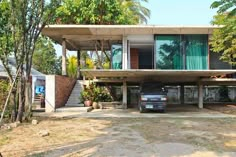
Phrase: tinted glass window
[{"left": 155, "top": 35, "right": 182, "bottom": 69}]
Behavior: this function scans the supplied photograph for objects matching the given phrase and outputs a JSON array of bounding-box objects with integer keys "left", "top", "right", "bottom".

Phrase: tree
[
  {"left": 119, "top": 0, "right": 150, "bottom": 24},
  {"left": 67, "top": 56, "right": 77, "bottom": 79},
  {"left": 54, "top": 0, "right": 150, "bottom": 69},
  {"left": 211, "top": 0, "right": 236, "bottom": 16},
  {"left": 210, "top": 0, "right": 236, "bottom": 65},
  {"left": 0, "top": 0, "right": 61, "bottom": 122},
  {"left": 55, "top": 0, "right": 150, "bottom": 25},
  {"left": 33, "top": 36, "right": 61, "bottom": 75}
]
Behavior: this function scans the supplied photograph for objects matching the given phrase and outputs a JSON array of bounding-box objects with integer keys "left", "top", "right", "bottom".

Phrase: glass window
[
  {"left": 111, "top": 44, "right": 122, "bottom": 69},
  {"left": 185, "top": 35, "right": 208, "bottom": 70},
  {"left": 155, "top": 35, "right": 182, "bottom": 69},
  {"left": 155, "top": 35, "right": 208, "bottom": 70}
]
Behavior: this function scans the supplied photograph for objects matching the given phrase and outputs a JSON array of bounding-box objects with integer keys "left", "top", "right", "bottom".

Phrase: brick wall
[{"left": 55, "top": 75, "right": 76, "bottom": 108}]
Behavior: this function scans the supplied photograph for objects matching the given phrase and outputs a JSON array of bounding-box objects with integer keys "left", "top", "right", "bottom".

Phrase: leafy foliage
[
  {"left": 211, "top": 0, "right": 236, "bottom": 16},
  {"left": 0, "top": 79, "right": 9, "bottom": 111},
  {"left": 55, "top": 0, "right": 150, "bottom": 24},
  {"left": 210, "top": 1, "right": 236, "bottom": 65},
  {"left": 0, "top": 0, "right": 61, "bottom": 122},
  {"left": 80, "top": 83, "right": 112, "bottom": 102},
  {"left": 67, "top": 56, "right": 77, "bottom": 79},
  {"left": 33, "top": 37, "right": 61, "bottom": 74}
]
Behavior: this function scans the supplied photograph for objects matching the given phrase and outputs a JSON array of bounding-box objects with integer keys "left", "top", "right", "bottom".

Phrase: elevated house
[{"left": 42, "top": 25, "right": 236, "bottom": 112}]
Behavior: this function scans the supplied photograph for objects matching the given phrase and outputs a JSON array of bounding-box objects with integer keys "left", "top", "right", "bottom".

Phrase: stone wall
[
  {"left": 165, "top": 86, "right": 236, "bottom": 104},
  {"left": 55, "top": 75, "right": 76, "bottom": 108}
]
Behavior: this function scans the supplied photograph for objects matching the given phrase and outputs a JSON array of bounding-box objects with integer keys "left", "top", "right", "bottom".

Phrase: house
[
  {"left": 42, "top": 25, "right": 236, "bottom": 112},
  {"left": 0, "top": 58, "right": 45, "bottom": 104}
]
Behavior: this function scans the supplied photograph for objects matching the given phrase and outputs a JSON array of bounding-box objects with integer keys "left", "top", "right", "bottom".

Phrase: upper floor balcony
[{"left": 42, "top": 25, "right": 236, "bottom": 82}]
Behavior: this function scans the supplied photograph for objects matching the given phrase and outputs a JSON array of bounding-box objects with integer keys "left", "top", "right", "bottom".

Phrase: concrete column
[
  {"left": 62, "top": 38, "right": 67, "bottom": 75},
  {"left": 77, "top": 50, "right": 81, "bottom": 79},
  {"left": 180, "top": 85, "right": 184, "bottom": 105},
  {"left": 45, "top": 75, "right": 56, "bottom": 112},
  {"left": 122, "top": 36, "right": 128, "bottom": 69},
  {"left": 127, "top": 40, "right": 131, "bottom": 69},
  {"left": 32, "top": 77, "right": 37, "bottom": 103},
  {"left": 122, "top": 81, "right": 127, "bottom": 109},
  {"left": 198, "top": 84, "right": 203, "bottom": 109}
]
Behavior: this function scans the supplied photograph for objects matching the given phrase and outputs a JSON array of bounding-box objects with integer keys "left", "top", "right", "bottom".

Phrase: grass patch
[
  {"left": 225, "top": 140, "right": 236, "bottom": 148},
  {"left": 0, "top": 135, "right": 10, "bottom": 146}
]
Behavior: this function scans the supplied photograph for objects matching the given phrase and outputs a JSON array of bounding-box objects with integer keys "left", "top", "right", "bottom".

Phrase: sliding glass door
[
  {"left": 155, "top": 35, "right": 182, "bottom": 69},
  {"left": 185, "top": 35, "right": 208, "bottom": 70},
  {"left": 155, "top": 35, "right": 208, "bottom": 70},
  {"left": 111, "top": 44, "right": 122, "bottom": 69}
]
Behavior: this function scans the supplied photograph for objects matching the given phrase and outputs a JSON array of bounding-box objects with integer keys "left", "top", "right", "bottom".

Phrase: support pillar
[
  {"left": 180, "top": 85, "right": 184, "bottom": 105},
  {"left": 122, "top": 36, "right": 128, "bottom": 70},
  {"left": 77, "top": 50, "right": 81, "bottom": 79},
  {"left": 127, "top": 40, "right": 130, "bottom": 69},
  {"left": 122, "top": 81, "right": 127, "bottom": 109},
  {"left": 62, "top": 38, "right": 67, "bottom": 75},
  {"left": 198, "top": 84, "right": 203, "bottom": 109}
]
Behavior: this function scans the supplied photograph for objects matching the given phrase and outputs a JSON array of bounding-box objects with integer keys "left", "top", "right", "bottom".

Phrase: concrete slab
[
  {"left": 55, "top": 107, "right": 90, "bottom": 113},
  {"left": 33, "top": 108, "right": 236, "bottom": 119}
]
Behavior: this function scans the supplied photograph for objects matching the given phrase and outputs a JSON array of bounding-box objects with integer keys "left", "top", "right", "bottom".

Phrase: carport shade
[{"left": 80, "top": 69, "right": 236, "bottom": 83}]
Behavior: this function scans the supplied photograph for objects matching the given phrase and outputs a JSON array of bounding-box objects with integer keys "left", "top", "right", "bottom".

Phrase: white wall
[{"left": 45, "top": 75, "right": 56, "bottom": 112}]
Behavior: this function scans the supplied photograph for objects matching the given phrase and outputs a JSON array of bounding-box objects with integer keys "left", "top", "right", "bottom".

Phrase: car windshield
[{"left": 141, "top": 83, "right": 166, "bottom": 93}]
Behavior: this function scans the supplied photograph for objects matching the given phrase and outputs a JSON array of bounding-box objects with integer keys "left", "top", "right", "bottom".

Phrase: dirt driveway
[{"left": 0, "top": 116, "right": 236, "bottom": 157}]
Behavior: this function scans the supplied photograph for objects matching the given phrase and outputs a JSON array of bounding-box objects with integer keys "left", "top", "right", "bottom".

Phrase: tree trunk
[
  {"left": 25, "top": 81, "right": 32, "bottom": 119},
  {"left": 16, "top": 74, "right": 25, "bottom": 122},
  {"left": 11, "top": 91, "right": 17, "bottom": 122}
]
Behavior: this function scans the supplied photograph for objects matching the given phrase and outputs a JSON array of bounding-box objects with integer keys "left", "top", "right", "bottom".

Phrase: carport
[{"left": 81, "top": 69, "right": 236, "bottom": 109}]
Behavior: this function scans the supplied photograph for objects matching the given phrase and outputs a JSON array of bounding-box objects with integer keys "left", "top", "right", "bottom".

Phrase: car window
[{"left": 141, "top": 83, "right": 166, "bottom": 93}]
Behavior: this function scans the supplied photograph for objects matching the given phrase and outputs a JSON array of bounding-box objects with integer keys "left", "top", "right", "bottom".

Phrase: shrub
[
  {"left": 80, "top": 83, "right": 112, "bottom": 102},
  {"left": 0, "top": 79, "right": 9, "bottom": 111}
]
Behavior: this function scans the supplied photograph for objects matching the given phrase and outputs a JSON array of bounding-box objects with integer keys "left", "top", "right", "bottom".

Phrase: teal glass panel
[
  {"left": 155, "top": 35, "right": 182, "bottom": 69},
  {"left": 111, "top": 44, "right": 122, "bottom": 69},
  {"left": 185, "top": 35, "right": 208, "bottom": 70}
]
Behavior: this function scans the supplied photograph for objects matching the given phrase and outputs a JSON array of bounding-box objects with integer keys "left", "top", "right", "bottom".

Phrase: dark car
[{"left": 138, "top": 82, "right": 168, "bottom": 113}]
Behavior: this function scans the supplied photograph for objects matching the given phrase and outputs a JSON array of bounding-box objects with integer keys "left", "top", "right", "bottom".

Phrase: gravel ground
[{"left": 0, "top": 117, "right": 235, "bottom": 157}]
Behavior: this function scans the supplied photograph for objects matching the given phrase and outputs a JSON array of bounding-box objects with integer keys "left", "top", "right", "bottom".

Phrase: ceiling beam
[{"left": 63, "top": 35, "right": 122, "bottom": 41}]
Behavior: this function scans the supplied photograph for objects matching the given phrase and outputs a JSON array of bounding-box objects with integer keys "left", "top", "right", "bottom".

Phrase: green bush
[
  {"left": 0, "top": 79, "right": 9, "bottom": 111},
  {"left": 80, "top": 83, "right": 112, "bottom": 102},
  {"left": 94, "top": 86, "right": 112, "bottom": 102}
]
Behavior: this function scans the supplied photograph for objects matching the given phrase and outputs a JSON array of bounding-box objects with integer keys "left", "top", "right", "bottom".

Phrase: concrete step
[
  {"left": 71, "top": 89, "right": 82, "bottom": 91},
  {"left": 56, "top": 106, "right": 88, "bottom": 112},
  {"left": 66, "top": 100, "right": 81, "bottom": 104},
  {"left": 68, "top": 95, "right": 80, "bottom": 97},
  {"left": 65, "top": 103, "right": 84, "bottom": 107},
  {"left": 68, "top": 97, "right": 80, "bottom": 101},
  {"left": 65, "top": 81, "right": 84, "bottom": 107},
  {"left": 70, "top": 92, "right": 81, "bottom": 94}
]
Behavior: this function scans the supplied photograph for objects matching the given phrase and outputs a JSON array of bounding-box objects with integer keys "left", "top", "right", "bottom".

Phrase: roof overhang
[
  {"left": 42, "top": 25, "right": 220, "bottom": 50},
  {"left": 81, "top": 69, "right": 236, "bottom": 83}
]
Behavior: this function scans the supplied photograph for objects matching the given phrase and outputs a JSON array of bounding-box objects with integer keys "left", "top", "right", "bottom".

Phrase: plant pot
[
  {"left": 92, "top": 102, "right": 99, "bottom": 109},
  {"left": 84, "top": 100, "right": 92, "bottom": 107}
]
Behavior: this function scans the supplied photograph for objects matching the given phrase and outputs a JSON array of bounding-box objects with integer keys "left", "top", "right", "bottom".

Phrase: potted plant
[
  {"left": 80, "top": 90, "right": 93, "bottom": 107},
  {"left": 93, "top": 86, "right": 113, "bottom": 109}
]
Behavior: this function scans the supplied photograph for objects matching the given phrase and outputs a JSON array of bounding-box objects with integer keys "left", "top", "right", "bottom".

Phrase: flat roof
[
  {"left": 42, "top": 25, "right": 220, "bottom": 50},
  {"left": 81, "top": 69, "right": 236, "bottom": 83}
]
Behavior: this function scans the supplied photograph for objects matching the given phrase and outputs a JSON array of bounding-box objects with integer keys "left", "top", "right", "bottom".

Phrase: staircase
[{"left": 65, "top": 80, "right": 84, "bottom": 107}]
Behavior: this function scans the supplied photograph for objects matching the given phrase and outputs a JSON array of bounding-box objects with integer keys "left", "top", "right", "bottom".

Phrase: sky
[
  {"left": 146, "top": 0, "right": 217, "bottom": 25},
  {"left": 55, "top": 0, "right": 218, "bottom": 56}
]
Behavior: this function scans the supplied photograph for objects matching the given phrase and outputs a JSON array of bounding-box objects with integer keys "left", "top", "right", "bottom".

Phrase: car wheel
[
  {"left": 139, "top": 105, "right": 146, "bottom": 113},
  {"left": 160, "top": 109, "right": 166, "bottom": 113}
]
